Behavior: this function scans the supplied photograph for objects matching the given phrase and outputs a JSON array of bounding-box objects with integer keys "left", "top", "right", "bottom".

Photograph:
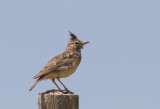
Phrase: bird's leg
[
  {"left": 57, "top": 78, "right": 70, "bottom": 92},
  {"left": 52, "top": 78, "right": 62, "bottom": 91}
]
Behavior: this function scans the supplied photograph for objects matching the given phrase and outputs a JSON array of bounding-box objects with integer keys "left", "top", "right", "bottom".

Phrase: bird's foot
[
  {"left": 62, "top": 89, "right": 74, "bottom": 94},
  {"left": 40, "top": 89, "right": 74, "bottom": 94}
]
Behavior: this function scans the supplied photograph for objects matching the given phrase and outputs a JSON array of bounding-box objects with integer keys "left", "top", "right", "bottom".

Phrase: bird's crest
[{"left": 68, "top": 31, "right": 77, "bottom": 40}]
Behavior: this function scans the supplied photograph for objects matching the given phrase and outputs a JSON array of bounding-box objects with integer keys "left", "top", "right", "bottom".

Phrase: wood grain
[{"left": 38, "top": 90, "right": 79, "bottom": 109}]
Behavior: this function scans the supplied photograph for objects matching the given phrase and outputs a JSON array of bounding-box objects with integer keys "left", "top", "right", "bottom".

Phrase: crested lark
[{"left": 29, "top": 32, "right": 89, "bottom": 91}]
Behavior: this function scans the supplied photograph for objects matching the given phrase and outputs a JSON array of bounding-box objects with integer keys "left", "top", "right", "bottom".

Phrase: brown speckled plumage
[{"left": 29, "top": 32, "right": 89, "bottom": 91}]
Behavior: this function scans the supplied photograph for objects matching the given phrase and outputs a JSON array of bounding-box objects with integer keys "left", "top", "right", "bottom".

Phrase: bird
[{"left": 29, "top": 31, "right": 89, "bottom": 92}]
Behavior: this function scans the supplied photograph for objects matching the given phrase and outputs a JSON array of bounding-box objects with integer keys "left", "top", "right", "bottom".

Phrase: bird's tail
[{"left": 29, "top": 78, "right": 43, "bottom": 91}]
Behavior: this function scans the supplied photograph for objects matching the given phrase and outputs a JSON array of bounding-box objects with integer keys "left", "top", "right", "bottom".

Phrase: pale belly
[
  {"left": 44, "top": 61, "right": 80, "bottom": 79},
  {"left": 58, "top": 62, "right": 80, "bottom": 78}
]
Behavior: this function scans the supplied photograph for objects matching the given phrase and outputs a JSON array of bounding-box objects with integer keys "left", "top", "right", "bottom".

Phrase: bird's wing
[
  {"left": 33, "top": 52, "right": 81, "bottom": 79},
  {"left": 33, "top": 54, "right": 62, "bottom": 79}
]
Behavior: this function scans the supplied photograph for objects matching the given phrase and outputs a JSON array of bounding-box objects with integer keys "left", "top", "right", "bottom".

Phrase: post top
[{"left": 39, "top": 89, "right": 78, "bottom": 96}]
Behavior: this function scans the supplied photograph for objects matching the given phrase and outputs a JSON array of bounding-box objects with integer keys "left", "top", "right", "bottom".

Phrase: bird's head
[{"left": 66, "top": 31, "right": 89, "bottom": 51}]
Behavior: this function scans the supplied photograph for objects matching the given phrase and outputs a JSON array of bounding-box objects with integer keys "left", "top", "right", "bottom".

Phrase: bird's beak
[
  {"left": 81, "top": 41, "right": 89, "bottom": 49},
  {"left": 82, "top": 41, "right": 90, "bottom": 45}
]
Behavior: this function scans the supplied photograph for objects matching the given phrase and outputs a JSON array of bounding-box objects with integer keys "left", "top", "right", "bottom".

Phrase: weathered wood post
[{"left": 38, "top": 90, "right": 79, "bottom": 109}]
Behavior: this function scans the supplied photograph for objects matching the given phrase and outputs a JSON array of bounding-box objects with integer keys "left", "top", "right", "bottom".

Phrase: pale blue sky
[{"left": 0, "top": 0, "right": 160, "bottom": 109}]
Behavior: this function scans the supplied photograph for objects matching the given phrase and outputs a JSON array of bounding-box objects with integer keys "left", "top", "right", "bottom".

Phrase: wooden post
[{"left": 38, "top": 90, "right": 79, "bottom": 109}]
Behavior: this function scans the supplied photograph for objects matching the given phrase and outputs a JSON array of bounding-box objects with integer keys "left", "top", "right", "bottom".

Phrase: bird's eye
[{"left": 74, "top": 42, "right": 78, "bottom": 44}]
